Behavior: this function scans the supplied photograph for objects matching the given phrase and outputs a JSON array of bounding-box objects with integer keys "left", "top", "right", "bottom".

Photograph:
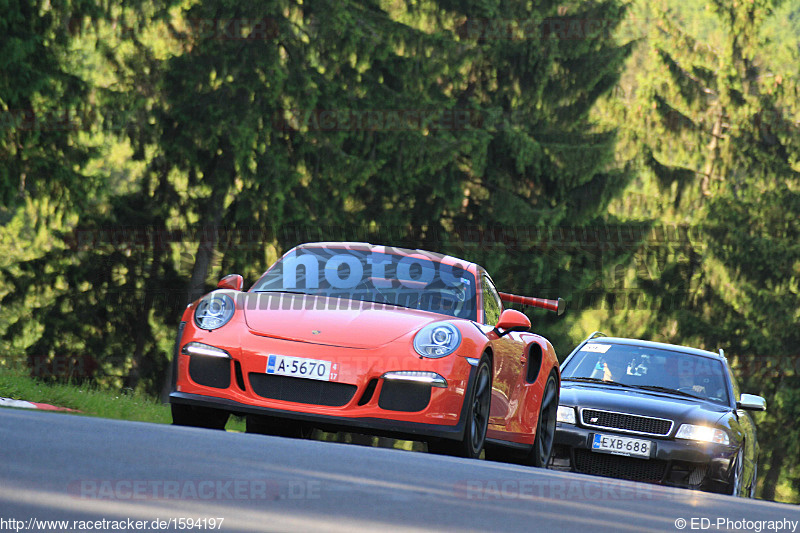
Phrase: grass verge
[
  {"left": 0, "top": 368, "right": 426, "bottom": 448},
  {"left": 1, "top": 368, "right": 424, "bottom": 450},
  {"left": 0, "top": 367, "right": 171, "bottom": 423}
]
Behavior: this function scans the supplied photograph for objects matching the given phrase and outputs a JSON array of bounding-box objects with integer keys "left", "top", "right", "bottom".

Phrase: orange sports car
[{"left": 169, "top": 242, "right": 563, "bottom": 464}]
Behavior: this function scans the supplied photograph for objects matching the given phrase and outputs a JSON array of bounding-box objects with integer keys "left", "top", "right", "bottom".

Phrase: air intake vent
[
  {"left": 248, "top": 374, "right": 356, "bottom": 407},
  {"left": 378, "top": 381, "right": 431, "bottom": 412},
  {"left": 189, "top": 355, "right": 231, "bottom": 389},
  {"left": 574, "top": 450, "right": 667, "bottom": 482}
]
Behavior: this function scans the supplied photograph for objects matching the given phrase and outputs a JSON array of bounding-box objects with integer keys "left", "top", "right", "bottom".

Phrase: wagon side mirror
[
  {"left": 217, "top": 274, "right": 244, "bottom": 291},
  {"left": 494, "top": 309, "right": 531, "bottom": 337},
  {"left": 737, "top": 394, "right": 766, "bottom": 412}
]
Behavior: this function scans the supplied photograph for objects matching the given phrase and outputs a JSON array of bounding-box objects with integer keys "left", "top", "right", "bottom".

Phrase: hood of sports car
[
  {"left": 241, "top": 292, "right": 443, "bottom": 348},
  {"left": 560, "top": 382, "right": 732, "bottom": 428}
]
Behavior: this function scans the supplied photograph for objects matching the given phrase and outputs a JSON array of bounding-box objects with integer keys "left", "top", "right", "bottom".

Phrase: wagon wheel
[{"left": 729, "top": 446, "right": 745, "bottom": 496}]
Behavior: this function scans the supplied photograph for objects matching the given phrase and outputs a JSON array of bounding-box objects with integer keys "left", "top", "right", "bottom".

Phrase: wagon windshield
[
  {"left": 561, "top": 343, "right": 731, "bottom": 406},
  {"left": 250, "top": 246, "right": 478, "bottom": 320}
]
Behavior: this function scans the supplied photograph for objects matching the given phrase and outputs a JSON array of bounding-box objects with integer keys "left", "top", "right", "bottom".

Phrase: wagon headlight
[
  {"left": 675, "top": 424, "right": 730, "bottom": 445},
  {"left": 413, "top": 322, "right": 461, "bottom": 358},
  {"left": 557, "top": 405, "right": 576, "bottom": 424},
  {"left": 194, "top": 293, "right": 235, "bottom": 330}
]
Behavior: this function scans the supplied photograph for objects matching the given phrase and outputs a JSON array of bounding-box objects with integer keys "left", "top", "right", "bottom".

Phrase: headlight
[
  {"left": 675, "top": 424, "right": 730, "bottom": 445},
  {"left": 557, "top": 405, "right": 576, "bottom": 424},
  {"left": 194, "top": 293, "right": 235, "bottom": 330},
  {"left": 382, "top": 371, "right": 448, "bottom": 388},
  {"left": 182, "top": 342, "right": 231, "bottom": 359},
  {"left": 413, "top": 322, "right": 461, "bottom": 358}
]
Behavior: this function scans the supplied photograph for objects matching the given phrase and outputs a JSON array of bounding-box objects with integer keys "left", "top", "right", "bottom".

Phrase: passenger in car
[{"left": 588, "top": 355, "right": 630, "bottom": 382}]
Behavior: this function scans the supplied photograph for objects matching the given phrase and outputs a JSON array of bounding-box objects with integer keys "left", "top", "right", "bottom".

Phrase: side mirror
[
  {"left": 737, "top": 393, "right": 766, "bottom": 411},
  {"left": 217, "top": 274, "right": 243, "bottom": 291},
  {"left": 494, "top": 309, "right": 531, "bottom": 337}
]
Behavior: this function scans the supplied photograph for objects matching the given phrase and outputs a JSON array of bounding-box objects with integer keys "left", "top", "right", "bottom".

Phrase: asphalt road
[{"left": 1, "top": 408, "right": 798, "bottom": 533}]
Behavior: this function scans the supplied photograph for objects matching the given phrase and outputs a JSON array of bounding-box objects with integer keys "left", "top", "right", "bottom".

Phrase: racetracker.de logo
[
  {"left": 68, "top": 479, "right": 321, "bottom": 500},
  {"left": 454, "top": 478, "right": 694, "bottom": 502}
]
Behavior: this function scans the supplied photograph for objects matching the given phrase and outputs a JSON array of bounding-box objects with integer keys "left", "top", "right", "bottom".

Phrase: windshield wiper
[
  {"left": 631, "top": 385, "right": 705, "bottom": 400},
  {"left": 563, "top": 378, "right": 708, "bottom": 400},
  {"left": 562, "top": 377, "right": 632, "bottom": 388}
]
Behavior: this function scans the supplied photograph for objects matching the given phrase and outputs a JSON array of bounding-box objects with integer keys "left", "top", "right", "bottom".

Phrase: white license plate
[
  {"left": 266, "top": 355, "right": 336, "bottom": 381},
  {"left": 592, "top": 433, "right": 652, "bottom": 458}
]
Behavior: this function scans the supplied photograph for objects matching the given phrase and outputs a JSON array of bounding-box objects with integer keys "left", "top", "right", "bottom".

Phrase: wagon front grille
[{"left": 580, "top": 409, "right": 673, "bottom": 436}]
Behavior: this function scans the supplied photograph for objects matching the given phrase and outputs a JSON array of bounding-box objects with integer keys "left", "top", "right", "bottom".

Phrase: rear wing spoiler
[{"left": 498, "top": 292, "right": 565, "bottom": 316}]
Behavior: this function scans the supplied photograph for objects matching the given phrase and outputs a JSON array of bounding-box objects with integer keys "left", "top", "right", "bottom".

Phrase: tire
[
  {"left": 428, "top": 355, "right": 492, "bottom": 459},
  {"left": 524, "top": 371, "right": 559, "bottom": 467},
  {"left": 729, "top": 446, "right": 745, "bottom": 496},
  {"left": 245, "top": 414, "right": 314, "bottom": 439},
  {"left": 171, "top": 403, "right": 229, "bottom": 430}
]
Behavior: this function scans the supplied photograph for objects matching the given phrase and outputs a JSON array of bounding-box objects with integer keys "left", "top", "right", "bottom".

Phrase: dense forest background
[{"left": 1, "top": 0, "right": 798, "bottom": 501}]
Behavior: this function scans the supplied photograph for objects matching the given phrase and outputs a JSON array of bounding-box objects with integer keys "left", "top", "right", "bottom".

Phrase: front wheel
[
  {"left": 428, "top": 356, "right": 492, "bottom": 459},
  {"left": 729, "top": 446, "right": 745, "bottom": 496},
  {"left": 525, "top": 371, "right": 558, "bottom": 467},
  {"left": 171, "top": 403, "right": 229, "bottom": 430}
]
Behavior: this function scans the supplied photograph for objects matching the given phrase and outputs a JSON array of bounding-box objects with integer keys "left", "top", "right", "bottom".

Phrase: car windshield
[
  {"left": 561, "top": 342, "right": 731, "bottom": 406},
  {"left": 249, "top": 246, "right": 478, "bottom": 320}
]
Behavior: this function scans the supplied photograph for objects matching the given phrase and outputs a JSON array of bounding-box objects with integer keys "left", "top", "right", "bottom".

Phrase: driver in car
[
  {"left": 603, "top": 356, "right": 630, "bottom": 382},
  {"left": 678, "top": 372, "right": 707, "bottom": 395}
]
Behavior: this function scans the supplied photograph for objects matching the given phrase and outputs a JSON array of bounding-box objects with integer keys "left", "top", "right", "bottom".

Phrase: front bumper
[
  {"left": 170, "top": 321, "right": 480, "bottom": 442},
  {"left": 173, "top": 320, "right": 477, "bottom": 419},
  {"left": 551, "top": 422, "right": 739, "bottom": 492},
  {"left": 169, "top": 390, "right": 472, "bottom": 442}
]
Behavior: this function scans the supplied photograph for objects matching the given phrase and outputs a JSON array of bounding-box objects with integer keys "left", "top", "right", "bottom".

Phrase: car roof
[
  {"left": 585, "top": 336, "right": 724, "bottom": 360},
  {"left": 293, "top": 242, "right": 482, "bottom": 271}
]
